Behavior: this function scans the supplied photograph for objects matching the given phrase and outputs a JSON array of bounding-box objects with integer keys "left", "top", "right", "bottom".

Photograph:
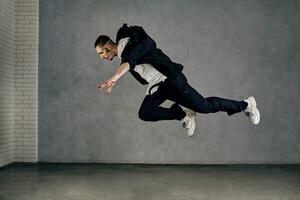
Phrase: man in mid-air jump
[{"left": 95, "top": 23, "right": 260, "bottom": 137}]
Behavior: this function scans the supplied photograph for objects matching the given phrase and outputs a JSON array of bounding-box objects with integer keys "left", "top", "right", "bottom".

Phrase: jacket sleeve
[{"left": 121, "top": 25, "right": 157, "bottom": 70}]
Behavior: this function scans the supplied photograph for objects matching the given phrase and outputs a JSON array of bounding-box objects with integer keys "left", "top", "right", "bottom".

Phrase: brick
[{"left": 0, "top": 0, "right": 38, "bottom": 167}]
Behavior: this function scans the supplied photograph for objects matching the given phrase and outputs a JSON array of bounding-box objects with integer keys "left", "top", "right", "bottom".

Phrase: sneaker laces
[
  {"left": 182, "top": 118, "right": 191, "bottom": 128},
  {"left": 245, "top": 108, "right": 254, "bottom": 118}
]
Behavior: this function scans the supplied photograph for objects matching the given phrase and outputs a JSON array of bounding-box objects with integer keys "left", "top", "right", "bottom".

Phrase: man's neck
[
  {"left": 111, "top": 44, "right": 118, "bottom": 57},
  {"left": 116, "top": 37, "right": 130, "bottom": 59}
]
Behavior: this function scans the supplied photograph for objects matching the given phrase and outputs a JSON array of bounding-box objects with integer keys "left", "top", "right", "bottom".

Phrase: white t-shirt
[{"left": 117, "top": 37, "right": 166, "bottom": 95}]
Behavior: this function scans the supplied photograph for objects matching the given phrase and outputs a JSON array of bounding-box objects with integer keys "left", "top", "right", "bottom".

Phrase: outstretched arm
[{"left": 96, "top": 62, "right": 130, "bottom": 95}]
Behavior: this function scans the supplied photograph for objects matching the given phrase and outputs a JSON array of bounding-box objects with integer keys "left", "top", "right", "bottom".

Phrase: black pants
[{"left": 138, "top": 73, "right": 248, "bottom": 121}]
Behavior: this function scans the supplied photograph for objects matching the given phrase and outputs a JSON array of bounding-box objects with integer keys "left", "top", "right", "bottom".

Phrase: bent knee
[
  {"left": 138, "top": 109, "right": 150, "bottom": 121},
  {"left": 138, "top": 108, "right": 157, "bottom": 121}
]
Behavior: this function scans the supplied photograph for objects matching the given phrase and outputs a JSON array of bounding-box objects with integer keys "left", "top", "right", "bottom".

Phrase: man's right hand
[
  {"left": 96, "top": 82, "right": 108, "bottom": 90},
  {"left": 97, "top": 79, "right": 111, "bottom": 89},
  {"left": 96, "top": 80, "right": 116, "bottom": 94}
]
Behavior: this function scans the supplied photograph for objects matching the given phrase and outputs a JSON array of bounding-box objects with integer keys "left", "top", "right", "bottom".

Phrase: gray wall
[
  {"left": 39, "top": 0, "right": 300, "bottom": 163},
  {"left": 0, "top": 0, "right": 16, "bottom": 167}
]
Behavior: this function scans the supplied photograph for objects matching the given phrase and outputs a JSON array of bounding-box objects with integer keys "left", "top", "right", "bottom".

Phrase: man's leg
[
  {"left": 172, "top": 83, "right": 247, "bottom": 116},
  {"left": 138, "top": 88, "right": 186, "bottom": 122},
  {"left": 165, "top": 74, "right": 248, "bottom": 116}
]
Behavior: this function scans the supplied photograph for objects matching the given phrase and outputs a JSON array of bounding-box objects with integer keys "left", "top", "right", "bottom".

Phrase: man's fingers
[
  {"left": 97, "top": 80, "right": 116, "bottom": 93},
  {"left": 97, "top": 84, "right": 105, "bottom": 89},
  {"left": 106, "top": 82, "right": 116, "bottom": 95},
  {"left": 97, "top": 80, "right": 116, "bottom": 89},
  {"left": 97, "top": 82, "right": 109, "bottom": 89},
  {"left": 106, "top": 87, "right": 112, "bottom": 95}
]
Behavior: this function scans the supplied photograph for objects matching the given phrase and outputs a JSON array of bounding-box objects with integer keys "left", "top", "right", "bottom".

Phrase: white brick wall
[
  {"left": 0, "top": 0, "right": 16, "bottom": 167},
  {"left": 0, "top": 0, "right": 38, "bottom": 167},
  {"left": 14, "top": 0, "right": 38, "bottom": 162}
]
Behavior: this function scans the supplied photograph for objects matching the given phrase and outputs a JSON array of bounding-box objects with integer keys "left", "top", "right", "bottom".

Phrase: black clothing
[
  {"left": 115, "top": 24, "right": 247, "bottom": 121},
  {"left": 116, "top": 23, "right": 184, "bottom": 84},
  {"left": 138, "top": 73, "right": 248, "bottom": 121}
]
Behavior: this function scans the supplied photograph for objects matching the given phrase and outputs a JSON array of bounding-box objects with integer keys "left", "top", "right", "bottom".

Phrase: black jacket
[{"left": 116, "top": 23, "right": 184, "bottom": 85}]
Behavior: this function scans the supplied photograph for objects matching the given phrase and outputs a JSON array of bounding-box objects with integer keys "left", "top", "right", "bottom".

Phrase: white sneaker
[
  {"left": 181, "top": 110, "right": 196, "bottom": 137},
  {"left": 243, "top": 96, "right": 260, "bottom": 125}
]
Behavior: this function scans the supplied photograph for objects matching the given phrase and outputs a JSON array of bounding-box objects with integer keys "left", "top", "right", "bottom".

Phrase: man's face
[{"left": 95, "top": 44, "right": 114, "bottom": 61}]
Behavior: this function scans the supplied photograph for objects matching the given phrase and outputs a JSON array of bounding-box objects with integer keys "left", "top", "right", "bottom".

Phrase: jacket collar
[{"left": 117, "top": 37, "right": 130, "bottom": 59}]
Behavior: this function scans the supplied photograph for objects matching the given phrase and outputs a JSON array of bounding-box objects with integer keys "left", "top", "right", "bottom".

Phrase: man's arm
[
  {"left": 112, "top": 62, "right": 130, "bottom": 82},
  {"left": 97, "top": 62, "right": 130, "bottom": 95}
]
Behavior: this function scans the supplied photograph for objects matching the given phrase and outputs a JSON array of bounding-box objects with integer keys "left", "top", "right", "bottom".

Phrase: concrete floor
[{"left": 0, "top": 163, "right": 299, "bottom": 200}]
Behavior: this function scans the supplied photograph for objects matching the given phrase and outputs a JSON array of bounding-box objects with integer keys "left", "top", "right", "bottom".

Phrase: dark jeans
[{"left": 138, "top": 73, "right": 248, "bottom": 122}]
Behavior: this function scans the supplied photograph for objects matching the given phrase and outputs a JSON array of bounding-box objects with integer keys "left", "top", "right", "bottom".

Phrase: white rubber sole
[
  {"left": 245, "top": 96, "right": 260, "bottom": 125},
  {"left": 185, "top": 110, "right": 196, "bottom": 137}
]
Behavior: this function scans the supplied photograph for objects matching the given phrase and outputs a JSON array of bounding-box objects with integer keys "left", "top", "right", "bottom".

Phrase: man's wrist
[
  {"left": 121, "top": 62, "right": 130, "bottom": 70},
  {"left": 111, "top": 75, "right": 119, "bottom": 82}
]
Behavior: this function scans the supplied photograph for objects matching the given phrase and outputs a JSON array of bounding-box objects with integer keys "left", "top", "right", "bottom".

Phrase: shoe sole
[
  {"left": 247, "top": 96, "right": 260, "bottom": 125},
  {"left": 188, "top": 122, "right": 195, "bottom": 137},
  {"left": 188, "top": 120, "right": 195, "bottom": 136},
  {"left": 253, "top": 108, "right": 260, "bottom": 125},
  {"left": 186, "top": 110, "right": 196, "bottom": 136}
]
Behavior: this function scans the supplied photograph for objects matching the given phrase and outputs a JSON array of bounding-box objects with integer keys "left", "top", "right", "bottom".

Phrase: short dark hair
[{"left": 94, "top": 35, "right": 112, "bottom": 48}]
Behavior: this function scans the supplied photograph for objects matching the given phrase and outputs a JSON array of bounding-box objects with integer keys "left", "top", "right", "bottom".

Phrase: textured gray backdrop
[{"left": 39, "top": 0, "right": 300, "bottom": 163}]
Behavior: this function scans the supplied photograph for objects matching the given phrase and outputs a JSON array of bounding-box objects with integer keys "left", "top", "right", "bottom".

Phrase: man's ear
[
  {"left": 104, "top": 43, "right": 112, "bottom": 51},
  {"left": 107, "top": 44, "right": 112, "bottom": 50}
]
